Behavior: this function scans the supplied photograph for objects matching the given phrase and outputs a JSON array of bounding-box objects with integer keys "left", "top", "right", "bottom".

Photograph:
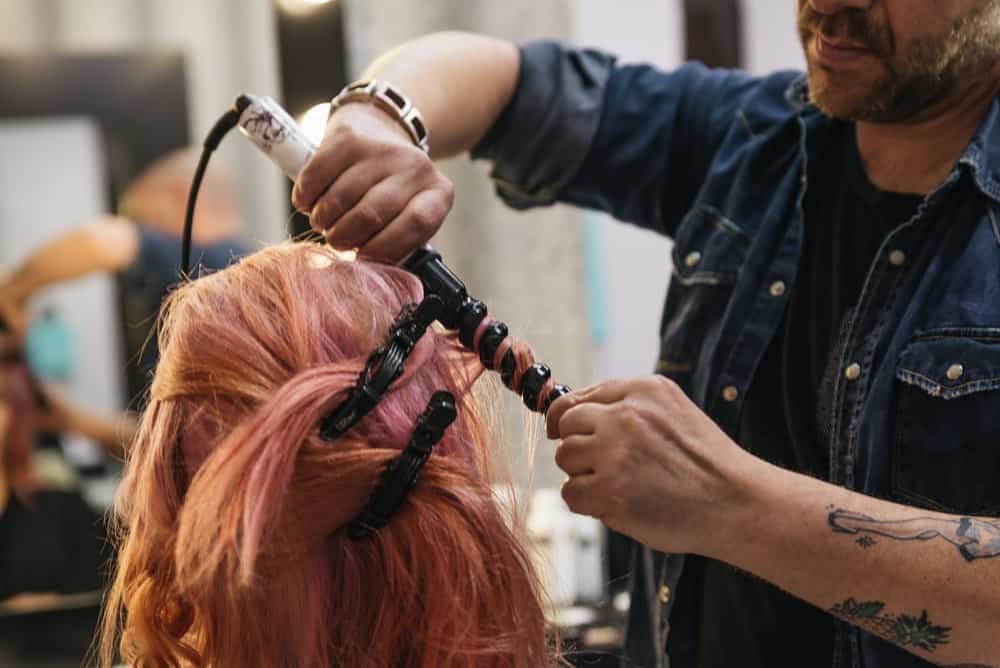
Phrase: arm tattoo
[
  {"left": 829, "top": 598, "right": 951, "bottom": 652},
  {"left": 828, "top": 508, "right": 1000, "bottom": 561}
]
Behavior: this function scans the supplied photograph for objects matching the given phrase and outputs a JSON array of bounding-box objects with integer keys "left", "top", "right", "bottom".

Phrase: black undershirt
[{"left": 694, "top": 129, "right": 923, "bottom": 667}]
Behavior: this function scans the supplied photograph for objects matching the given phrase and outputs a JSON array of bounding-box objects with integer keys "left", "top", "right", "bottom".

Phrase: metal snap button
[
  {"left": 946, "top": 364, "right": 964, "bottom": 381},
  {"left": 769, "top": 280, "right": 786, "bottom": 297},
  {"left": 722, "top": 385, "right": 739, "bottom": 402},
  {"left": 659, "top": 585, "right": 672, "bottom": 604},
  {"left": 844, "top": 363, "right": 861, "bottom": 381},
  {"left": 684, "top": 251, "right": 702, "bottom": 268},
  {"left": 888, "top": 250, "right": 906, "bottom": 267}
]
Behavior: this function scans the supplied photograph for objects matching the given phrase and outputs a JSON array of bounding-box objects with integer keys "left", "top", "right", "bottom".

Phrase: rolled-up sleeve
[
  {"left": 473, "top": 39, "right": 761, "bottom": 238},
  {"left": 471, "top": 39, "right": 615, "bottom": 210}
]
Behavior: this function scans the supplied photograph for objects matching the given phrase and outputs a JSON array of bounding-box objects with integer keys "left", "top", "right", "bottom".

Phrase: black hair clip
[
  {"left": 347, "top": 390, "right": 457, "bottom": 540},
  {"left": 319, "top": 294, "right": 443, "bottom": 440}
]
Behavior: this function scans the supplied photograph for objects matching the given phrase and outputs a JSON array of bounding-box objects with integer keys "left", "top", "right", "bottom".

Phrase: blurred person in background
[
  {"left": 0, "top": 325, "right": 128, "bottom": 611},
  {"left": 291, "top": 1, "right": 1000, "bottom": 666},
  {"left": 0, "top": 146, "right": 247, "bottom": 619},
  {"left": 0, "top": 147, "right": 250, "bottom": 405}
]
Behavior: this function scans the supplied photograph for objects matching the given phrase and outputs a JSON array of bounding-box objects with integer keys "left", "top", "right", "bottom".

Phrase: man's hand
[
  {"left": 547, "top": 381, "right": 1000, "bottom": 664},
  {"left": 292, "top": 104, "right": 455, "bottom": 262},
  {"left": 545, "top": 375, "right": 764, "bottom": 556}
]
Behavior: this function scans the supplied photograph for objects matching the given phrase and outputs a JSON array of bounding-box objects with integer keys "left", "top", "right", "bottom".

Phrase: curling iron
[{"left": 183, "top": 94, "right": 571, "bottom": 414}]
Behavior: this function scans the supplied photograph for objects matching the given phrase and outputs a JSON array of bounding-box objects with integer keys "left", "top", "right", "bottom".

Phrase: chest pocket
[
  {"left": 657, "top": 205, "right": 749, "bottom": 388},
  {"left": 892, "top": 330, "right": 1000, "bottom": 515}
]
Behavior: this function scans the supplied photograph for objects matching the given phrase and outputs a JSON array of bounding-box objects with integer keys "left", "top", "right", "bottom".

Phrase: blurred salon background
[{"left": 0, "top": 1, "right": 803, "bottom": 665}]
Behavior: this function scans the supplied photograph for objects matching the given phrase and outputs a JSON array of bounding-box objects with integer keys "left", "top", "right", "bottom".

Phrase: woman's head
[{"left": 101, "top": 243, "right": 550, "bottom": 667}]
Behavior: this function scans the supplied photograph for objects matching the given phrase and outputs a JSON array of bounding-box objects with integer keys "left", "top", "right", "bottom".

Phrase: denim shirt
[{"left": 474, "top": 40, "right": 1000, "bottom": 668}]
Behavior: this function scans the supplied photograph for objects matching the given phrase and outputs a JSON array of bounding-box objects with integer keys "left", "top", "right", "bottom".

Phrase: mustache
[{"left": 797, "top": 4, "right": 894, "bottom": 57}]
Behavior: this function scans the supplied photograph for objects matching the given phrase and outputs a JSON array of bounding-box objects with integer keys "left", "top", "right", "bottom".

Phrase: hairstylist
[{"left": 293, "top": 2, "right": 1000, "bottom": 666}]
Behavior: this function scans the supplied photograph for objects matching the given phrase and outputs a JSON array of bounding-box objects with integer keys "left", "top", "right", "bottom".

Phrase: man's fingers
[
  {"left": 549, "top": 401, "right": 613, "bottom": 442},
  {"left": 322, "top": 176, "right": 414, "bottom": 251},
  {"left": 546, "top": 393, "right": 575, "bottom": 439},
  {"left": 561, "top": 474, "right": 604, "bottom": 519},
  {"left": 357, "top": 188, "right": 452, "bottom": 263},
  {"left": 307, "top": 162, "right": 382, "bottom": 233},
  {"left": 554, "top": 435, "right": 599, "bottom": 476},
  {"left": 546, "top": 378, "right": 634, "bottom": 439},
  {"left": 292, "top": 143, "right": 355, "bottom": 212},
  {"left": 571, "top": 378, "right": 636, "bottom": 404}
]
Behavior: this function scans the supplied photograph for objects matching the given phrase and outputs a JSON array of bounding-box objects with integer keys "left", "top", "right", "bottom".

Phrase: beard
[{"left": 798, "top": 0, "right": 1000, "bottom": 122}]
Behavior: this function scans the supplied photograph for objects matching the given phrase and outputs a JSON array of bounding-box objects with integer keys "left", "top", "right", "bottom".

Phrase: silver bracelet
[{"left": 328, "top": 80, "right": 430, "bottom": 154}]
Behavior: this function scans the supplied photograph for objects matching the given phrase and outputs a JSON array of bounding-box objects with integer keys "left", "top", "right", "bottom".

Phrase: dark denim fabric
[{"left": 474, "top": 40, "right": 1000, "bottom": 668}]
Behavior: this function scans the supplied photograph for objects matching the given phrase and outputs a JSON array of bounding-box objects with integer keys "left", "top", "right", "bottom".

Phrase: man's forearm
[
  {"left": 358, "top": 31, "right": 520, "bottom": 159},
  {"left": 706, "top": 464, "right": 1000, "bottom": 665}
]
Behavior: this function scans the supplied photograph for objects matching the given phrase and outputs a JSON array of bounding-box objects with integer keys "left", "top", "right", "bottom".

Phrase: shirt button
[
  {"left": 844, "top": 363, "right": 861, "bottom": 380},
  {"left": 888, "top": 250, "right": 906, "bottom": 266},
  {"left": 769, "top": 280, "right": 787, "bottom": 297},
  {"left": 684, "top": 251, "right": 702, "bottom": 268},
  {"left": 722, "top": 385, "right": 739, "bottom": 402},
  {"left": 659, "top": 585, "right": 672, "bottom": 604},
  {"left": 946, "top": 364, "right": 964, "bottom": 381}
]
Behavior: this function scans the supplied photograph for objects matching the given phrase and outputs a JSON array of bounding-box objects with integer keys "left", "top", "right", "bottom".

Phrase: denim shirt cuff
[{"left": 471, "top": 39, "right": 616, "bottom": 209}]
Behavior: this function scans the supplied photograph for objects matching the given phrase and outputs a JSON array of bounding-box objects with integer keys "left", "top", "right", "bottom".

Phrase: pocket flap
[
  {"left": 671, "top": 204, "right": 750, "bottom": 286},
  {"left": 896, "top": 330, "right": 1000, "bottom": 399}
]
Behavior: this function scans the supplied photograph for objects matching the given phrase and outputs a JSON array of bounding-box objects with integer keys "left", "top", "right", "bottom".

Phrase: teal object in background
[
  {"left": 26, "top": 307, "right": 74, "bottom": 382},
  {"left": 582, "top": 211, "right": 609, "bottom": 346}
]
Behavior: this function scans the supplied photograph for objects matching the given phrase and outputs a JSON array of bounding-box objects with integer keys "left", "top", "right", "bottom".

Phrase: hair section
[{"left": 100, "top": 242, "right": 552, "bottom": 668}]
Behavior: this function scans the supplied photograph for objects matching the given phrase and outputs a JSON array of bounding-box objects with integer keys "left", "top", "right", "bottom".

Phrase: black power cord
[{"left": 180, "top": 94, "right": 253, "bottom": 278}]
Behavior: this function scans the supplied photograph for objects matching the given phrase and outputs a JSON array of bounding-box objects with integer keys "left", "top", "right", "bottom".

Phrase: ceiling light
[{"left": 276, "top": 0, "right": 333, "bottom": 16}]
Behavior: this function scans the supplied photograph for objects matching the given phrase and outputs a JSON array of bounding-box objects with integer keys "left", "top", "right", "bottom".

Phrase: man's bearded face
[{"left": 798, "top": 0, "right": 1000, "bottom": 122}]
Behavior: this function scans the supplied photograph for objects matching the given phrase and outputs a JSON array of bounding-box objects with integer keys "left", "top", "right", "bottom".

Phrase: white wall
[
  {"left": 740, "top": 0, "right": 807, "bottom": 75},
  {"left": 571, "top": 0, "right": 683, "bottom": 382},
  {"left": 570, "top": 1, "right": 806, "bottom": 385},
  {"left": 0, "top": 118, "right": 124, "bottom": 418}
]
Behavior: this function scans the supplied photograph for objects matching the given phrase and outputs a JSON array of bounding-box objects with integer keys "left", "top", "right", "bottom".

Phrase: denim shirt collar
[
  {"left": 959, "top": 95, "right": 1000, "bottom": 203},
  {"left": 784, "top": 74, "right": 1000, "bottom": 205}
]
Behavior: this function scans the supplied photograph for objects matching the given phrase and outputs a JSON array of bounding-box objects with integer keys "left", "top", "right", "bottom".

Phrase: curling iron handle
[
  {"left": 237, "top": 95, "right": 317, "bottom": 181},
  {"left": 237, "top": 94, "right": 439, "bottom": 269}
]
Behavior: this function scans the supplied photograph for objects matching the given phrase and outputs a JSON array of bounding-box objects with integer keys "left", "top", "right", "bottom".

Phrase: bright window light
[
  {"left": 297, "top": 102, "right": 331, "bottom": 146},
  {"left": 276, "top": 0, "right": 333, "bottom": 16}
]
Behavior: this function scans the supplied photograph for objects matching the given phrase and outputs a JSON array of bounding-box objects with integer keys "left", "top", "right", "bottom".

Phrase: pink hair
[{"left": 100, "top": 243, "right": 552, "bottom": 667}]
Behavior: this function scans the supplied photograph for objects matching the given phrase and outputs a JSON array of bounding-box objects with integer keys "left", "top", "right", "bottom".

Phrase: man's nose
[{"left": 808, "top": 0, "right": 872, "bottom": 15}]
